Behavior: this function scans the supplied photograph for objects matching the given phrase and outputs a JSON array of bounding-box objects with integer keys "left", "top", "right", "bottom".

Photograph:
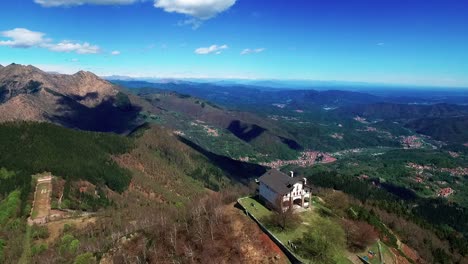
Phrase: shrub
[
  {"left": 74, "top": 253, "right": 96, "bottom": 264},
  {"left": 31, "top": 243, "right": 48, "bottom": 255},
  {"left": 32, "top": 225, "right": 49, "bottom": 240},
  {"left": 293, "top": 217, "right": 345, "bottom": 263}
]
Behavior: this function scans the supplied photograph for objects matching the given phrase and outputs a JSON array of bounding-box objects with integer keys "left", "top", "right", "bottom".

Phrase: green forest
[{"left": 0, "top": 122, "right": 132, "bottom": 197}]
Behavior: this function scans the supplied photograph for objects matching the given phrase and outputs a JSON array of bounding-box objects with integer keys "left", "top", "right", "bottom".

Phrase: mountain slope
[
  {"left": 0, "top": 122, "right": 132, "bottom": 196},
  {"left": 129, "top": 90, "right": 302, "bottom": 160},
  {"left": 338, "top": 102, "right": 468, "bottom": 120},
  {"left": 336, "top": 102, "right": 468, "bottom": 143},
  {"left": 406, "top": 116, "right": 468, "bottom": 143},
  {"left": 0, "top": 64, "right": 141, "bottom": 133}
]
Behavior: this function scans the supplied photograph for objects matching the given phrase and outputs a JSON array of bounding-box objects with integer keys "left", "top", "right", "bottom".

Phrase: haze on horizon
[{"left": 0, "top": 0, "right": 467, "bottom": 88}]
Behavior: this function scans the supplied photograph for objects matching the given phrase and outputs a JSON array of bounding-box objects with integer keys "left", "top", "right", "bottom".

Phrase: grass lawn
[
  {"left": 238, "top": 196, "right": 272, "bottom": 219},
  {"left": 239, "top": 197, "right": 326, "bottom": 243},
  {"left": 239, "top": 196, "right": 353, "bottom": 264},
  {"left": 274, "top": 210, "right": 315, "bottom": 243},
  {"left": 336, "top": 255, "right": 355, "bottom": 264}
]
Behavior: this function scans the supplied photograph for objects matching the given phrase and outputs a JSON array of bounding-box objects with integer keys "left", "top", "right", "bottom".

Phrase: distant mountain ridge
[
  {"left": 406, "top": 116, "right": 468, "bottom": 143},
  {"left": 337, "top": 102, "right": 468, "bottom": 143},
  {"left": 117, "top": 79, "right": 468, "bottom": 145},
  {"left": 113, "top": 80, "right": 468, "bottom": 110},
  {"left": 339, "top": 102, "right": 468, "bottom": 120},
  {"left": 113, "top": 80, "right": 384, "bottom": 109},
  {"left": 112, "top": 79, "right": 468, "bottom": 106}
]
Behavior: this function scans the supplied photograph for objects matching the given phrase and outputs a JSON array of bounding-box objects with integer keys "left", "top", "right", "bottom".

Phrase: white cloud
[
  {"left": 194, "top": 44, "right": 228, "bottom": 55},
  {"left": 36, "top": 0, "right": 238, "bottom": 19},
  {"left": 111, "top": 50, "right": 121, "bottom": 55},
  {"left": 36, "top": 0, "right": 236, "bottom": 29},
  {"left": 34, "top": 0, "right": 138, "bottom": 7},
  {"left": 0, "top": 28, "right": 101, "bottom": 54},
  {"left": 0, "top": 28, "right": 50, "bottom": 48},
  {"left": 70, "top": 58, "right": 79, "bottom": 62},
  {"left": 46, "top": 41, "right": 100, "bottom": 54},
  {"left": 240, "top": 48, "right": 265, "bottom": 55},
  {"left": 154, "top": 0, "right": 236, "bottom": 20},
  {"left": 377, "top": 42, "right": 385, "bottom": 46},
  {"left": 177, "top": 18, "right": 203, "bottom": 30}
]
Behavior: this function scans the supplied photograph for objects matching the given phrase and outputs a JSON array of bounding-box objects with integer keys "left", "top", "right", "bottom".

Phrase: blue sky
[{"left": 0, "top": 0, "right": 467, "bottom": 87}]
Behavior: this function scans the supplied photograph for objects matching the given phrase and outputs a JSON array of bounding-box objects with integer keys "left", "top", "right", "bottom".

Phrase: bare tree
[
  {"left": 265, "top": 196, "right": 301, "bottom": 231},
  {"left": 342, "top": 219, "right": 378, "bottom": 252}
]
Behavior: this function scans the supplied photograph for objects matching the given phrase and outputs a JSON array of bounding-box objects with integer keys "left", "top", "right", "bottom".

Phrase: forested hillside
[
  {"left": 0, "top": 121, "right": 281, "bottom": 264},
  {"left": 0, "top": 122, "right": 132, "bottom": 195}
]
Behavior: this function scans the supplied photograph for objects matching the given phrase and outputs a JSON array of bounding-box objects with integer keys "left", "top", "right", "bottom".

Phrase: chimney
[
  {"left": 290, "top": 171, "right": 294, "bottom": 178},
  {"left": 303, "top": 178, "right": 307, "bottom": 185}
]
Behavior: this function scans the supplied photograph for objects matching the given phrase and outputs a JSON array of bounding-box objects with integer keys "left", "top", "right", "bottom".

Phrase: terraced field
[{"left": 31, "top": 176, "right": 52, "bottom": 221}]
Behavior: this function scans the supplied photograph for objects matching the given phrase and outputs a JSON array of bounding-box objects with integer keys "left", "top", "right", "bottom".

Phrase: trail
[{"left": 18, "top": 225, "right": 32, "bottom": 264}]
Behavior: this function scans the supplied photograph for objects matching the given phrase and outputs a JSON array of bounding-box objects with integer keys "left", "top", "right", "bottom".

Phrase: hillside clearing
[{"left": 30, "top": 176, "right": 52, "bottom": 222}]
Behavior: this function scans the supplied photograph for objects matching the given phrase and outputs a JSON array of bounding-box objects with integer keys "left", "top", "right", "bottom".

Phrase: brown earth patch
[
  {"left": 390, "top": 248, "right": 412, "bottom": 264},
  {"left": 401, "top": 243, "right": 422, "bottom": 263},
  {"left": 42, "top": 217, "right": 97, "bottom": 245},
  {"left": 224, "top": 203, "right": 287, "bottom": 264}
]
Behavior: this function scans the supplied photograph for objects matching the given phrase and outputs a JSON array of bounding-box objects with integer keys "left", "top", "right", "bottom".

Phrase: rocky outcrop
[{"left": 0, "top": 63, "right": 140, "bottom": 133}]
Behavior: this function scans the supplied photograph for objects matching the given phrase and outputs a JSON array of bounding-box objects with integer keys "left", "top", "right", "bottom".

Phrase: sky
[{"left": 0, "top": 0, "right": 467, "bottom": 87}]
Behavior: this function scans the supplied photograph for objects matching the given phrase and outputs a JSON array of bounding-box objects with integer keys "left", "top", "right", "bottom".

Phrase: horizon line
[{"left": 2, "top": 62, "right": 468, "bottom": 90}]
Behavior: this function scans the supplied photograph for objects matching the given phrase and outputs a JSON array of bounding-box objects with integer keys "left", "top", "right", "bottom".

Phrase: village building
[
  {"left": 437, "top": 187, "right": 454, "bottom": 198},
  {"left": 258, "top": 169, "right": 312, "bottom": 211}
]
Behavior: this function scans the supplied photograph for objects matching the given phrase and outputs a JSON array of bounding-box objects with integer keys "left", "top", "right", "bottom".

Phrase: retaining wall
[{"left": 237, "top": 198, "right": 305, "bottom": 264}]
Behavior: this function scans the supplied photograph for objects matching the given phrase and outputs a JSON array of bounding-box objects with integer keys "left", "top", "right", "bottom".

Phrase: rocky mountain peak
[
  {"left": 74, "top": 70, "right": 97, "bottom": 78},
  {"left": 3, "top": 63, "right": 44, "bottom": 75},
  {"left": 0, "top": 64, "right": 122, "bottom": 125}
]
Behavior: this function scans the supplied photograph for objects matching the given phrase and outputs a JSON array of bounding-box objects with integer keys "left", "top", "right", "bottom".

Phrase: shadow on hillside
[
  {"left": 380, "top": 182, "right": 417, "bottom": 200},
  {"left": 50, "top": 93, "right": 142, "bottom": 134},
  {"left": 70, "top": 92, "right": 99, "bottom": 101},
  {"left": 279, "top": 136, "right": 303, "bottom": 150},
  {"left": 227, "top": 120, "right": 266, "bottom": 142},
  {"left": 178, "top": 136, "right": 267, "bottom": 183}
]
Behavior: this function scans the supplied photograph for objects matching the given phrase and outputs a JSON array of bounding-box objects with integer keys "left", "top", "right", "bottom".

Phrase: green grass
[
  {"left": 239, "top": 196, "right": 352, "bottom": 264},
  {"left": 274, "top": 210, "right": 315, "bottom": 243},
  {"left": 18, "top": 224, "right": 32, "bottom": 264},
  {"left": 0, "top": 190, "right": 22, "bottom": 225},
  {"left": 238, "top": 197, "right": 272, "bottom": 219},
  {"left": 336, "top": 255, "right": 354, "bottom": 264},
  {"left": 0, "top": 190, "right": 27, "bottom": 263},
  {"left": 239, "top": 197, "right": 316, "bottom": 241}
]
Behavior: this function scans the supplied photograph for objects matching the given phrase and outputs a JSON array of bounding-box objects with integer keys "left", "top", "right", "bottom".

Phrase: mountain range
[
  {"left": 1, "top": 63, "right": 467, "bottom": 146},
  {"left": 1, "top": 64, "right": 468, "bottom": 264},
  {"left": 0, "top": 63, "right": 140, "bottom": 133}
]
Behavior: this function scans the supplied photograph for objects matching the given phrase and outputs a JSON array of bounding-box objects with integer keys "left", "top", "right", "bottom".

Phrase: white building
[{"left": 258, "top": 169, "right": 311, "bottom": 211}]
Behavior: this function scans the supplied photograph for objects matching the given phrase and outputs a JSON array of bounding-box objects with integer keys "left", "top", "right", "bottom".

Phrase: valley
[
  {"left": 0, "top": 64, "right": 467, "bottom": 264},
  {"left": 1, "top": 1, "right": 467, "bottom": 263}
]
